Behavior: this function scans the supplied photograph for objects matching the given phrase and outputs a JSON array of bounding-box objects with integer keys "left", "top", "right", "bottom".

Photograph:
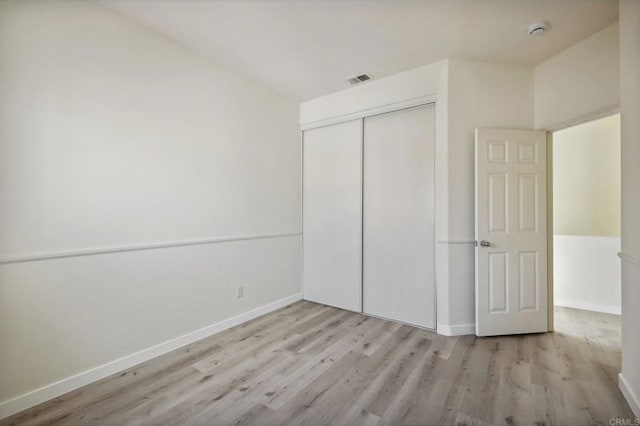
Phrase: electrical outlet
[{"left": 236, "top": 286, "right": 244, "bottom": 299}]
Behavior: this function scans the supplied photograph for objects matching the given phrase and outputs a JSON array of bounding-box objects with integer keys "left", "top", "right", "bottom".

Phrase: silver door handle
[{"left": 480, "top": 240, "right": 491, "bottom": 247}]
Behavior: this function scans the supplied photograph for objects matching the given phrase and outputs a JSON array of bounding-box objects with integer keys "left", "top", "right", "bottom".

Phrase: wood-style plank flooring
[{"left": 2, "top": 301, "right": 634, "bottom": 425}]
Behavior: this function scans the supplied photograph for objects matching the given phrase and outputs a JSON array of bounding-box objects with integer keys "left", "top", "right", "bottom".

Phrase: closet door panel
[
  {"left": 303, "top": 120, "right": 362, "bottom": 311},
  {"left": 363, "top": 104, "right": 436, "bottom": 328}
]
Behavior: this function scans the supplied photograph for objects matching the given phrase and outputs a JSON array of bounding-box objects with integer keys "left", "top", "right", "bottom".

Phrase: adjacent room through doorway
[{"left": 552, "top": 114, "right": 622, "bottom": 316}]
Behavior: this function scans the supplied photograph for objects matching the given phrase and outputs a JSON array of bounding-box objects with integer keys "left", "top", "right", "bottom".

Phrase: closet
[
  {"left": 302, "top": 119, "right": 362, "bottom": 312},
  {"left": 302, "top": 103, "right": 435, "bottom": 329}
]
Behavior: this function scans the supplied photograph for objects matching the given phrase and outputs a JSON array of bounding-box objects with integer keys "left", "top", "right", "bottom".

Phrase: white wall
[
  {"left": 552, "top": 115, "right": 621, "bottom": 315},
  {"left": 301, "top": 59, "right": 534, "bottom": 335},
  {"left": 534, "top": 22, "right": 619, "bottom": 131},
  {"left": 0, "top": 0, "right": 301, "bottom": 415},
  {"left": 553, "top": 235, "right": 621, "bottom": 314},
  {"left": 619, "top": 0, "right": 640, "bottom": 418},
  {"left": 446, "top": 60, "right": 534, "bottom": 329}
]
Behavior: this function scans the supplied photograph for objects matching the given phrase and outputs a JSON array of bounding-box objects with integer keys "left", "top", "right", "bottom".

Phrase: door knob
[{"left": 480, "top": 240, "right": 491, "bottom": 247}]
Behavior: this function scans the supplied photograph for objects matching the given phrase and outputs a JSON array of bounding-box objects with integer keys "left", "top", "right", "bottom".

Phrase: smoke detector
[
  {"left": 528, "top": 21, "right": 549, "bottom": 36},
  {"left": 347, "top": 73, "right": 372, "bottom": 85}
]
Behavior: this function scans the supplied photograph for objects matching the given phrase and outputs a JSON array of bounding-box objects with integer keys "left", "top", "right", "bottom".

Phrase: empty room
[{"left": 1, "top": 1, "right": 639, "bottom": 425}]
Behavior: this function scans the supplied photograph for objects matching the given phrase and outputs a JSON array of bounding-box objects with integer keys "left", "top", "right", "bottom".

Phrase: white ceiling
[{"left": 102, "top": 0, "right": 618, "bottom": 101}]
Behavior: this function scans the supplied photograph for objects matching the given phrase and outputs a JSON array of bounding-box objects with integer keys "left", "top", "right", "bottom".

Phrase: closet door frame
[{"left": 301, "top": 96, "right": 437, "bottom": 327}]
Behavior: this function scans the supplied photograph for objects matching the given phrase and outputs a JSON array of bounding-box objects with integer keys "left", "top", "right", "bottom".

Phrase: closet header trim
[{"left": 301, "top": 95, "right": 437, "bottom": 131}]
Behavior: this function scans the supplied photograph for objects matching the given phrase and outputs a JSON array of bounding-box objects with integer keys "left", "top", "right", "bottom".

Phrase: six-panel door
[{"left": 475, "top": 128, "right": 548, "bottom": 336}]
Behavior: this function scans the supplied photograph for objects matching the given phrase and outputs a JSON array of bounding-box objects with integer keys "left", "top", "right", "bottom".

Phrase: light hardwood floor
[{"left": 2, "top": 301, "right": 634, "bottom": 425}]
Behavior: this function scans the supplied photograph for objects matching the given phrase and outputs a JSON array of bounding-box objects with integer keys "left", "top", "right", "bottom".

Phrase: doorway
[{"left": 552, "top": 114, "right": 621, "bottom": 317}]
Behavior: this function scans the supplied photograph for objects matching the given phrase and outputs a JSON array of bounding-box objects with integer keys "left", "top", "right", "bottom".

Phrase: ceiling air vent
[{"left": 347, "top": 73, "right": 372, "bottom": 85}]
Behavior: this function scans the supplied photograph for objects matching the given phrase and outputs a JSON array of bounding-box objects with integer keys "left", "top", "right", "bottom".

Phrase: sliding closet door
[
  {"left": 303, "top": 120, "right": 362, "bottom": 312},
  {"left": 363, "top": 104, "right": 436, "bottom": 328}
]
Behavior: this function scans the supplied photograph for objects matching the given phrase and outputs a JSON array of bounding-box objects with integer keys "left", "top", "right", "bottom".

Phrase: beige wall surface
[{"left": 553, "top": 114, "right": 621, "bottom": 237}]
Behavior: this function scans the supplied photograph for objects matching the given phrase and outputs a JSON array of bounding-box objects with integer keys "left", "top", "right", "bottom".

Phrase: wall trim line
[
  {"left": 619, "top": 373, "right": 640, "bottom": 418},
  {"left": 0, "top": 292, "right": 303, "bottom": 420},
  {"left": 619, "top": 251, "right": 640, "bottom": 268},
  {"left": 437, "top": 322, "right": 475, "bottom": 336},
  {"left": 0, "top": 231, "right": 302, "bottom": 266}
]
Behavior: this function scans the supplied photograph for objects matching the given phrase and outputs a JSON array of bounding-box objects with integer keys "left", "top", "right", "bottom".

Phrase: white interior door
[
  {"left": 475, "top": 128, "right": 548, "bottom": 336},
  {"left": 303, "top": 119, "right": 362, "bottom": 312},
  {"left": 363, "top": 104, "right": 436, "bottom": 329}
]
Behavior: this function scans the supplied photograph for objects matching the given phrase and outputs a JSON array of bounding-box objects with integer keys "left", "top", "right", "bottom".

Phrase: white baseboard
[
  {"left": 619, "top": 373, "right": 640, "bottom": 418},
  {"left": 554, "top": 299, "right": 621, "bottom": 315},
  {"left": 0, "top": 293, "right": 302, "bottom": 421},
  {"left": 437, "top": 323, "right": 475, "bottom": 336}
]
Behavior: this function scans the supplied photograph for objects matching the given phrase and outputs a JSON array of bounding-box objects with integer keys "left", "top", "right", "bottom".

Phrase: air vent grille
[{"left": 347, "top": 73, "right": 372, "bottom": 85}]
